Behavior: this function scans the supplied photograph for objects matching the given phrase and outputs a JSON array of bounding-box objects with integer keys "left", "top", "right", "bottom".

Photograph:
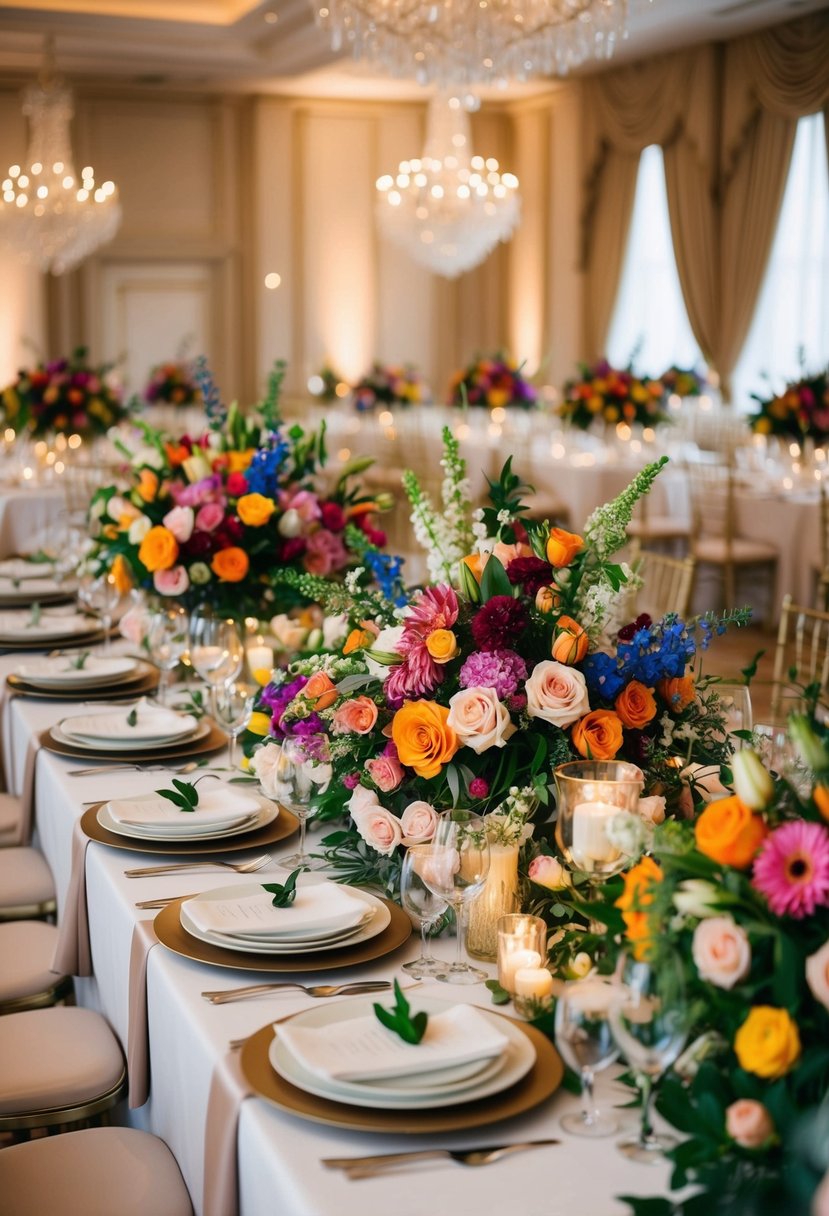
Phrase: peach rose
[
  {"left": 332, "top": 695, "right": 378, "bottom": 735},
  {"left": 528, "top": 854, "right": 571, "bottom": 891},
  {"left": 153, "top": 566, "right": 190, "bottom": 597},
  {"left": 546, "top": 528, "right": 585, "bottom": 568},
  {"left": 425, "top": 628, "right": 459, "bottom": 664},
  {"left": 400, "top": 801, "right": 439, "bottom": 844},
  {"left": 695, "top": 795, "right": 768, "bottom": 869},
  {"left": 210, "top": 546, "right": 249, "bottom": 582},
  {"left": 525, "top": 660, "right": 590, "bottom": 728},
  {"left": 416, "top": 844, "right": 460, "bottom": 891},
  {"left": 138, "top": 525, "right": 179, "bottom": 573},
  {"left": 572, "top": 709, "right": 624, "bottom": 760},
  {"left": 493, "top": 540, "right": 532, "bottom": 566},
  {"left": 446, "top": 687, "right": 516, "bottom": 754},
  {"left": 637, "top": 795, "right": 666, "bottom": 825},
  {"left": 391, "top": 700, "right": 459, "bottom": 779},
  {"left": 658, "top": 674, "right": 696, "bottom": 712},
  {"left": 304, "top": 671, "right": 337, "bottom": 711},
  {"left": 615, "top": 680, "right": 657, "bottom": 730},
  {"left": 551, "top": 616, "right": 589, "bottom": 665},
  {"left": 725, "top": 1100, "right": 775, "bottom": 1149},
  {"left": 692, "top": 916, "right": 751, "bottom": 989},
  {"left": 161, "top": 505, "right": 195, "bottom": 544},
  {"left": 365, "top": 752, "right": 404, "bottom": 793},
  {"left": 348, "top": 789, "right": 403, "bottom": 857},
  {"left": 806, "top": 939, "right": 829, "bottom": 1012}
]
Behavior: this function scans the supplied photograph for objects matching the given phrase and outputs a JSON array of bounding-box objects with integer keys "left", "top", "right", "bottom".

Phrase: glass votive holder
[
  {"left": 497, "top": 913, "right": 548, "bottom": 995},
  {"left": 554, "top": 760, "right": 644, "bottom": 880}
]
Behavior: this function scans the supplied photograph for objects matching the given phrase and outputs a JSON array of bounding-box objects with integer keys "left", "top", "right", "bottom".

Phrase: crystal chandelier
[
  {"left": 0, "top": 51, "right": 121, "bottom": 275},
  {"left": 313, "top": 0, "right": 629, "bottom": 87},
  {"left": 376, "top": 95, "right": 520, "bottom": 278}
]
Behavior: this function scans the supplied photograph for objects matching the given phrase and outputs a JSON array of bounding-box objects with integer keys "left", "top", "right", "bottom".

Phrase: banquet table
[
  {"left": 0, "top": 649, "right": 680, "bottom": 1216},
  {"left": 0, "top": 484, "right": 65, "bottom": 558}
]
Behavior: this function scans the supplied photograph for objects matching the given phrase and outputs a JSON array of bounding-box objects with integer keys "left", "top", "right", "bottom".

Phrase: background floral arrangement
[
  {"left": 448, "top": 353, "right": 538, "bottom": 409},
  {"left": 659, "top": 365, "right": 708, "bottom": 398},
  {"left": 308, "top": 363, "right": 346, "bottom": 404},
  {"left": 143, "top": 360, "right": 202, "bottom": 407},
  {"left": 87, "top": 358, "right": 397, "bottom": 618},
  {"left": 0, "top": 346, "right": 127, "bottom": 438},
  {"left": 750, "top": 366, "right": 829, "bottom": 442},
  {"left": 557, "top": 359, "right": 667, "bottom": 430},
  {"left": 351, "top": 361, "right": 427, "bottom": 411}
]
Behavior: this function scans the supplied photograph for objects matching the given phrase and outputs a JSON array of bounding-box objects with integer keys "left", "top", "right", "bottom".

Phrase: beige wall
[{"left": 0, "top": 81, "right": 586, "bottom": 404}]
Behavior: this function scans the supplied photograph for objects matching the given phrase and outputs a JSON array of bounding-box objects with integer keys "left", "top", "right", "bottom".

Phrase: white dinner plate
[
  {"left": 14, "top": 655, "right": 139, "bottom": 688},
  {"left": 97, "top": 795, "right": 278, "bottom": 843},
  {"left": 61, "top": 704, "right": 198, "bottom": 744},
  {"left": 179, "top": 885, "right": 390, "bottom": 955},
  {"left": 0, "top": 577, "right": 72, "bottom": 601},
  {"left": 50, "top": 715, "right": 211, "bottom": 753},
  {"left": 0, "top": 612, "right": 99, "bottom": 643},
  {"left": 268, "top": 997, "right": 534, "bottom": 1109},
  {"left": 0, "top": 558, "right": 57, "bottom": 581}
]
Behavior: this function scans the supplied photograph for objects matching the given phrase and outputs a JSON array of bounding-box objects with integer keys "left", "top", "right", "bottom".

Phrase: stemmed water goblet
[
  {"left": 554, "top": 977, "right": 620, "bottom": 1137},
  {"left": 214, "top": 681, "right": 256, "bottom": 769},
  {"left": 146, "top": 605, "right": 189, "bottom": 705},
  {"left": 609, "top": 950, "right": 689, "bottom": 1163},
  {"left": 418, "top": 810, "right": 490, "bottom": 985},
  {"left": 399, "top": 843, "right": 449, "bottom": 979},
  {"left": 189, "top": 613, "right": 244, "bottom": 719},
  {"left": 77, "top": 571, "right": 121, "bottom": 653},
  {"left": 273, "top": 735, "right": 332, "bottom": 870}
]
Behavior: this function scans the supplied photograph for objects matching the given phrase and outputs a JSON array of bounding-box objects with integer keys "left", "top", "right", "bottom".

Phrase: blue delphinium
[
  {"left": 193, "top": 355, "right": 224, "bottom": 429},
  {"left": 245, "top": 433, "right": 289, "bottom": 497},
  {"left": 364, "top": 551, "right": 407, "bottom": 607}
]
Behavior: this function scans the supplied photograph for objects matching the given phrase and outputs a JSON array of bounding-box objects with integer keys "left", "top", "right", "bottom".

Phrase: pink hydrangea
[{"left": 459, "top": 649, "right": 528, "bottom": 699}]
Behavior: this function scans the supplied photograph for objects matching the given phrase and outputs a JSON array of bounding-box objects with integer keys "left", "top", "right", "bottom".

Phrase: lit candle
[
  {"left": 246, "top": 644, "right": 274, "bottom": 685},
  {"left": 514, "top": 967, "right": 554, "bottom": 1000},
  {"left": 571, "top": 800, "right": 622, "bottom": 867},
  {"left": 499, "top": 948, "right": 541, "bottom": 993}
]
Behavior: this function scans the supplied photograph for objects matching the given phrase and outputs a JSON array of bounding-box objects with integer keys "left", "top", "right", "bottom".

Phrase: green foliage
[
  {"left": 261, "top": 868, "right": 301, "bottom": 908},
  {"left": 373, "top": 980, "right": 428, "bottom": 1044},
  {"left": 155, "top": 779, "right": 199, "bottom": 812}
]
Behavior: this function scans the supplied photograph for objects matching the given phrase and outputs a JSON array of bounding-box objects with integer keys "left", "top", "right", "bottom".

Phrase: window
[
  {"left": 606, "top": 143, "right": 703, "bottom": 376},
  {"left": 731, "top": 111, "right": 829, "bottom": 410}
]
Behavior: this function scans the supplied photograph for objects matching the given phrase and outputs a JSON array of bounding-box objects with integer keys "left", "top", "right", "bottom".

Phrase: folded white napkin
[
  {"left": 183, "top": 880, "right": 367, "bottom": 939},
  {"left": 0, "top": 610, "right": 93, "bottom": 637},
  {"left": 63, "top": 699, "right": 198, "bottom": 742},
  {"left": 0, "top": 577, "right": 63, "bottom": 595},
  {"left": 106, "top": 787, "right": 261, "bottom": 831},
  {"left": 278, "top": 1005, "right": 509, "bottom": 1083},
  {"left": 0, "top": 558, "right": 56, "bottom": 580},
  {"left": 16, "top": 655, "right": 137, "bottom": 684}
]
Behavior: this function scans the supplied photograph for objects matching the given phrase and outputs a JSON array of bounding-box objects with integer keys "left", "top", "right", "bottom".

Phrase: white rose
[
  {"left": 322, "top": 613, "right": 349, "bottom": 651},
  {"left": 525, "top": 660, "right": 589, "bottom": 728},
  {"left": 446, "top": 687, "right": 516, "bottom": 754},
  {"left": 250, "top": 741, "right": 282, "bottom": 800},
  {"left": 269, "top": 613, "right": 308, "bottom": 651},
  {"left": 806, "top": 938, "right": 829, "bottom": 1012},
  {"left": 638, "top": 795, "right": 666, "bottom": 825},
  {"left": 365, "top": 625, "right": 405, "bottom": 678},
  {"left": 277, "top": 508, "right": 303, "bottom": 538},
  {"left": 692, "top": 916, "right": 751, "bottom": 989},
  {"left": 130, "top": 445, "right": 164, "bottom": 471},
  {"left": 127, "top": 515, "right": 152, "bottom": 545},
  {"left": 400, "top": 800, "right": 438, "bottom": 844},
  {"left": 673, "top": 879, "right": 721, "bottom": 918}
]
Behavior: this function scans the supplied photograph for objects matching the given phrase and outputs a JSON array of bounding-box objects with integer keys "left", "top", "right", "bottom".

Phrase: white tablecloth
[{"left": 0, "top": 652, "right": 678, "bottom": 1216}]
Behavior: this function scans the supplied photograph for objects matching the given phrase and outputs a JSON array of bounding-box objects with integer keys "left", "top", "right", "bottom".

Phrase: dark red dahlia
[
  {"left": 279, "top": 537, "right": 307, "bottom": 562},
  {"left": 471, "top": 595, "right": 529, "bottom": 651},
  {"left": 617, "top": 613, "right": 653, "bottom": 642},
  {"left": 506, "top": 555, "right": 553, "bottom": 596}
]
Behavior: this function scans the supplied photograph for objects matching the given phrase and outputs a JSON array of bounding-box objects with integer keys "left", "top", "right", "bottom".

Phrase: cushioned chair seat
[
  {"left": 0, "top": 1007, "right": 125, "bottom": 1127},
  {"left": 627, "top": 515, "right": 691, "bottom": 539},
  {"left": 0, "top": 920, "right": 70, "bottom": 1012},
  {"left": 0, "top": 793, "right": 25, "bottom": 845},
  {"left": 0, "top": 847, "right": 56, "bottom": 918},
  {"left": 693, "top": 536, "right": 778, "bottom": 563},
  {"left": 0, "top": 1127, "right": 193, "bottom": 1216}
]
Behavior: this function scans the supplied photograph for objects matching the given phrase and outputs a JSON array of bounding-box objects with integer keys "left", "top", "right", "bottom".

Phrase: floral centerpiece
[
  {"left": 243, "top": 431, "right": 741, "bottom": 896},
  {"left": 751, "top": 367, "right": 829, "bottom": 443},
  {"left": 557, "top": 359, "right": 667, "bottom": 430},
  {"left": 0, "top": 346, "right": 127, "bottom": 438},
  {"left": 308, "top": 363, "right": 346, "bottom": 404},
  {"left": 143, "top": 360, "right": 201, "bottom": 408},
  {"left": 659, "top": 365, "right": 708, "bottom": 398},
  {"left": 86, "top": 358, "right": 398, "bottom": 619},
  {"left": 448, "top": 354, "right": 537, "bottom": 409},
  {"left": 351, "top": 362, "right": 427, "bottom": 411}
]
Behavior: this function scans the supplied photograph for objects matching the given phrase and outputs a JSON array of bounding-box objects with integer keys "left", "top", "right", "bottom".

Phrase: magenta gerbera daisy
[{"left": 751, "top": 820, "right": 829, "bottom": 919}]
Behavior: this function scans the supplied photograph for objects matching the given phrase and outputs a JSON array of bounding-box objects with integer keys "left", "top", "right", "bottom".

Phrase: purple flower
[
  {"left": 459, "top": 649, "right": 528, "bottom": 699},
  {"left": 342, "top": 773, "right": 360, "bottom": 790}
]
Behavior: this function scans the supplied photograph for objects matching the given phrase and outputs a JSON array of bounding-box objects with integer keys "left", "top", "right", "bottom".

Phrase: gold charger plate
[
  {"left": 80, "top": 803, "right": 299, "bottom": 855},
  {"left": 40, "top": 720, "right": 227, "bottom": 762},
  {"left": 239, "top": 1014, "right": 562, "bottom": 1133},
  {"left": 153, "top": 894, "right": 411, "bottom": 973},
  {"left": 7, "top": 669, "right": 160, "bottom": 701},
  {"left": 0, "top": 627, "right": 108, "bottom": 653}
]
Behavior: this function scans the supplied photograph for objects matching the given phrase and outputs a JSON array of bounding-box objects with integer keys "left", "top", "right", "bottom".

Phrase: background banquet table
[
  {"left": 0, "top": 649, "right": 680, "bottom": 1216},
  {"left": 0, "top": 484, "right": 65, "bottom": 558}
]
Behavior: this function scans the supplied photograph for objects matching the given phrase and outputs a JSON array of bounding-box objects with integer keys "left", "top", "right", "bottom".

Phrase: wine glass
[
  {"left": 418, "top": 810, "right": 490, "bottom": 985},
  {"left": 189, "top": 614, "right": 244, "bottom": 718},
  {"left": 273, "top": 735, "right": 332, "bottom": 870},
  {"left": 554, "top": 978, "right": 620, "bottom": 1137},
  {"left": 714, "top": 683, "right": 753, "bottom": 748},
  {"left": 77, "top": 571, "right": 121, "bottom": 653},
  {"left": 146, "top": 606, "right": 189, "bottom": 705},
  {"left": 609, "top": 951, "right": 688, "bottom": 1163},
  {"left": 399, "top": 844, "right": 449, "bottom": 979},
  {"left": 215, "top": 681, "right": 256, "bottom": 769}
]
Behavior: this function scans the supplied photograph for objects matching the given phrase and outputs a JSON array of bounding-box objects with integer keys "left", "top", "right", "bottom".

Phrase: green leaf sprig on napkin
[
  {"left": 373, "top": 980, "right": 428, "bottom": 1045},
  {"left": 155, "top": 779, "right": 199, "bottom": 812},
  {"left": 262, "top": 869, "right": 301, "bottom": 908},
  {"left": 26, "top": 603, "right": 42, "bottom": 629},
  {"left": 126, "top": 707, "right": 139, "bottom": 727},
  {"left": 68, "top": 651, "right": 90, "bottom": 671}
]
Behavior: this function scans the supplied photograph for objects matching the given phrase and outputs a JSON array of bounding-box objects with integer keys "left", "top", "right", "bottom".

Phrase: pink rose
[
  {"left": 332, "top": 696, "right": 379, "bottom": 735},
  {"left": 814, "top": 1171, "right": 829, "bottom": 1216},
  {"left": 638, "top": 795, "right": 666, "bottom": 825},
  {"left": 446, "top": 687, "right": 516, "bottom": 754},
  {"left": 806, "top": 939, "right": 829, "bottom": 1012},
  {"left": 283, "top": 489, "right": 321, "bottom": 523},
  {"left": 162, "top": 505, "right": 195, "bottom": 543},
  {"left": 365, "top": 753, "right": 404, "bottom": 793},
  {"left": 348, "top": 788, "right": 403, "bottom": 857},
  {"left": 153, "top": 565, "right": 190, "bottom": 597},
  {"left": 400, "top": 801, "right": 438, "bottom": 844},
  {"left": 691, "top": 916, "right": 751, "bottom": 989},
  {"left": 118, "top": 603, "right": 150, "bottom": 644},
  {"left": 528, "top": 854, "right": 571, "bottom": 891},
  {"left": 725, "top": 1099, "right": 774, "bottom": 1149},
  {"left": 303, "top": 529, "right": 349, "bottom": 576},
  {"left": 525, "top": 660, "right": 590, "bottom": 728},
  {"left": 195, "top": 502, "right": 224, "bottom": 532}
]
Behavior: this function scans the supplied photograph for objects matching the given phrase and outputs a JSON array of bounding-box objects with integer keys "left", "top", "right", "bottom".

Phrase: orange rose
[
  {"left": 138, "top": 525, "right": 179, "bottom": 573},
  {"left": 460, "top": 552, "right": 488, "bottom": 585},
  {"left": 546, "top": 528, "right": 585, "bottom": 568},
  {"left": 236, "top": 493, "right": 276, "bottom": 528},
  {"left": 695, "top": 795, "right": 769, "bottom": 869},
  {"left": 814, "top": 784, "right": 829, "bottom": 823},
  {"left": 391, "top": 700, "right": 459, "bottom": 779},
  {"left": 136, "top": 469, "right": 159, "bottom": 503},
  {"left": 615, "top": 680, "right": 657, "bottom": 730},
  {"left": 551, "top": 616, "right": 588, "bottom": 665},
  {"left": 110, "top": 553, "right": 133, "bottom": 595},
  {"left": 332, "top": 695, "right": 378, "bottom": 734},
  {"left": 615, "top": 856, "right": 663, "bottom": 960},
  {"left": 571, "top": 709, "right": 624, "bottom": 760},
  {"left": 658, "top": 674, "right": 696, "bottom": 713},
  {"left": 164, "top": 442, "right": 189, "bottom": 468},
  {"left": 304, "top": 671, "right": 338, "bottom": 711},
  {"left": 210, "top": 547, "right": 249, "bottom": 583}
]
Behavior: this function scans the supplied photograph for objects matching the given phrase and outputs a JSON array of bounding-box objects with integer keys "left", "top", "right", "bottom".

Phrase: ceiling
[{"left": 0, "top": 0, "right": 823, "bottom": 99}]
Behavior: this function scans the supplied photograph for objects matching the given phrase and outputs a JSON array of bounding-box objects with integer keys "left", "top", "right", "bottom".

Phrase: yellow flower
[
  {"left": 138, "top": 525, "right": 179, "bottom": 573},
  {"left": 425, "top": 629, "right": 459, "bottom": 664},
  {"left": 228, "top": 449, "right": 255, "bottom": 473},
  {"left": 247, "top": 712, "right": 272, "bottom": 736},
  {"left": 237, "top": 493, "right": 276, "bottom": 528},
  {"left": 391, "top": 700, "right": 459, "bottom": 779},
  {"left": 615, "top": 856, "right": 663, "bottom": 961},
  {"left": 734, "top": 1007, "right": 801, "bottom": 1079}
]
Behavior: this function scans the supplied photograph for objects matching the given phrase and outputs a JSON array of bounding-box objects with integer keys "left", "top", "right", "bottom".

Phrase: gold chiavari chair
[
  {"left": 627, "top": 545, "right": 696, "bottom": 621},
  {"left": 626, "top": 488, "right": 690, "bottom": 551},
  {"left": 815, "top": 484, "right": 829, "bottom": 610},
  {"left": 770, "top": 594, "right": 829, "bottom": 725}
]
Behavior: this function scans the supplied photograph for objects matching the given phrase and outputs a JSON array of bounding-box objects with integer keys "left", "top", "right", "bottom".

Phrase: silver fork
[
  {"left": 68, "top": 761, "right": 202, "bottom": 777},
  {"left": 124, "top": 854, "right": 273, "bottom": 879},
  {"left": 323, "top": 1140, "right": 561, "bottom": 1178},
  {"left": 204, "top": 980, "right": 393, "bottom": 1004}
]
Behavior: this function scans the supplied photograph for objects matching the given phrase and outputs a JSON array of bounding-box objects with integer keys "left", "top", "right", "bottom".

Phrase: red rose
[
  {"left": 320, "top": 501, "right": 346, "bottom": 532},
  {"left": 225, "top": 472, "right": 248, "bottom": 497}
]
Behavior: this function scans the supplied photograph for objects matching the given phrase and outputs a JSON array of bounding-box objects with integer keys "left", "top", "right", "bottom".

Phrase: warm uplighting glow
[
  {"left": 264, "top": 272, "right": 282, "bottom": 289},
  {"left": 378, "top": 410, "right": 394, "bottom": 426}
]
